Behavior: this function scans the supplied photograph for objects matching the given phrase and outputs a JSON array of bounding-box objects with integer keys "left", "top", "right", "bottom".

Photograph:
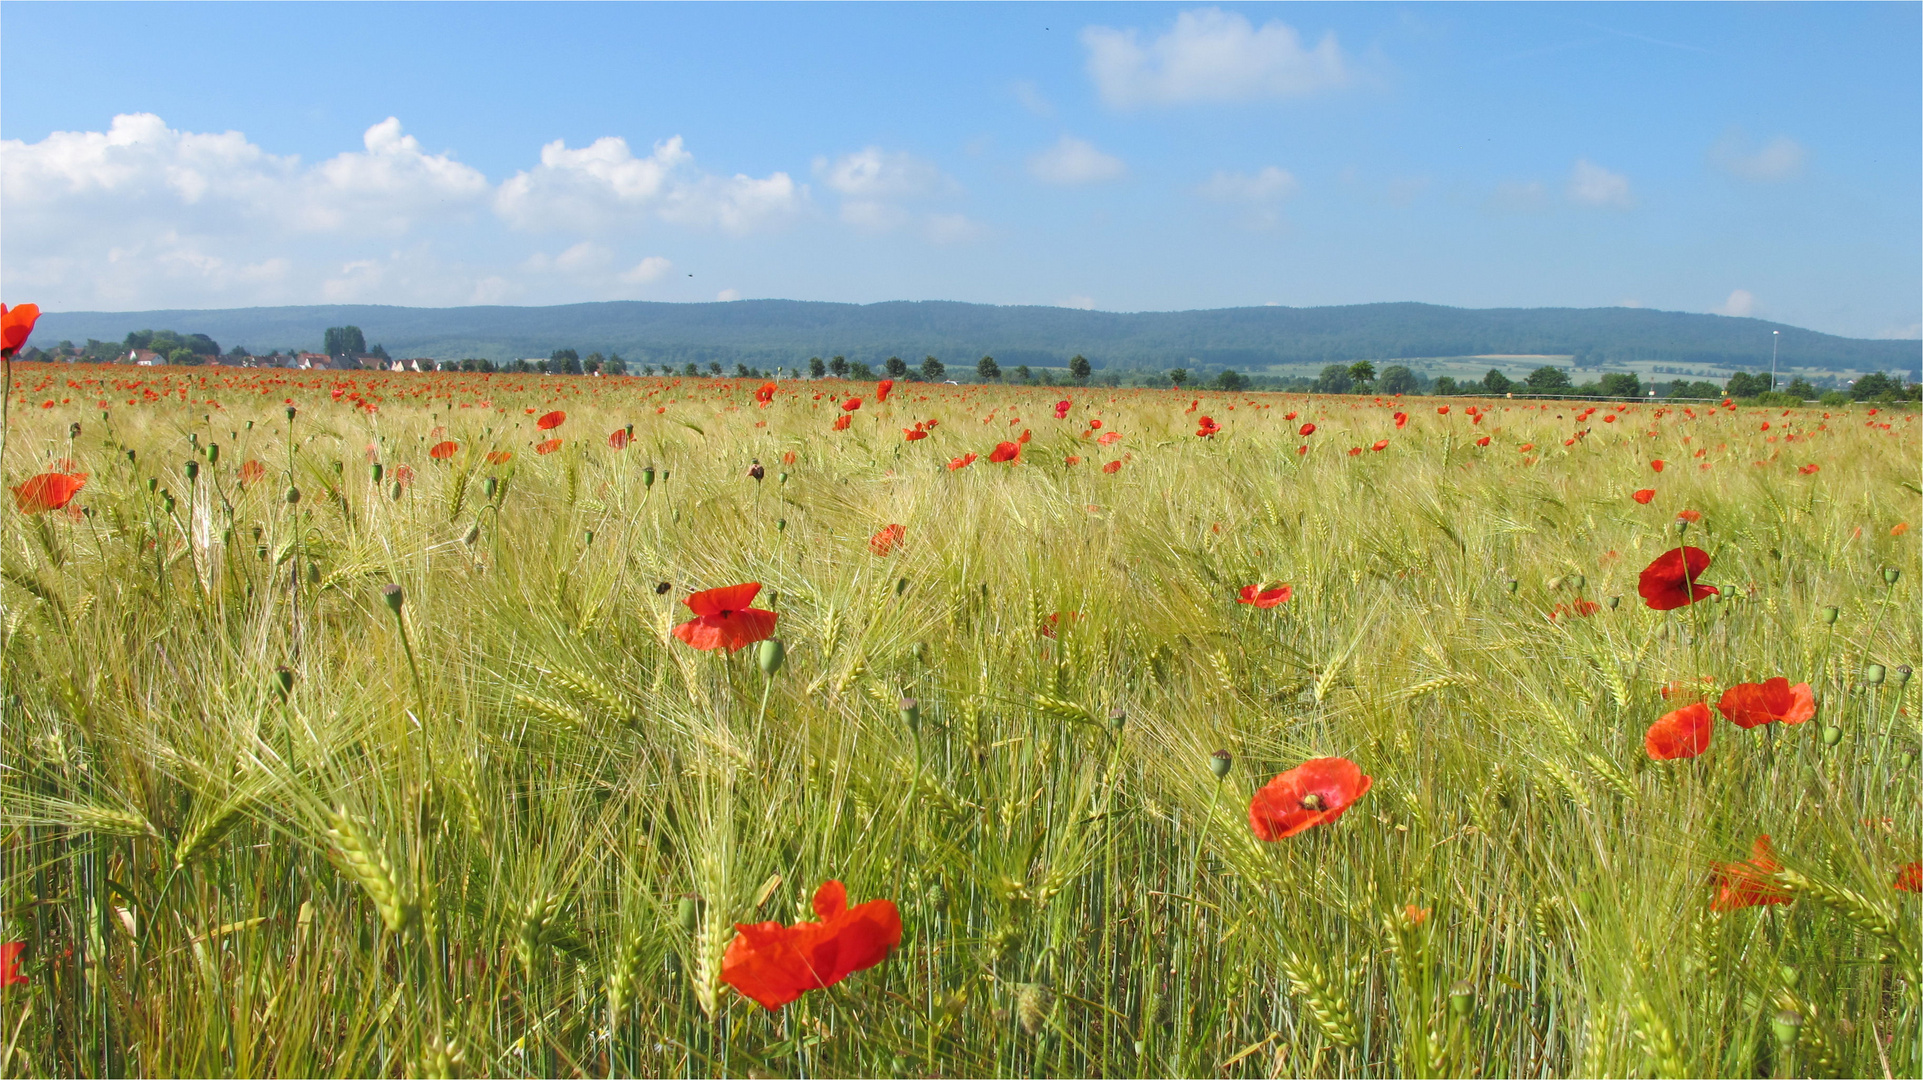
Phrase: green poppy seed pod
[
  {"left": 371, "top": 462, "right": 383, "bottom": 484},
  {"left": 1821, "top": 725, "right": 1843, "bottom": 747},
  {"left": 126, "top": 448, "right": 137, "bottom": 464},
  {"left": 161, "top": 490, "right": 175, "bottom": 514},
  {"left": 1208, "top": 749, "right": 1232, "bottom": 780},
  {"left": 205, "top": 443, "right": 219, "bottom": 465},
  {"left": 1864, "top": 663, "right": 1887, "bottom": 686},
  {"left": 1505, "top": 578, "right": 1519, "bottom": 594},
  {"left": 1109, "top": 708, "right": 1126, "bottom": 732},
  {"left": 462, "top": 524, "right": 480, "bottom": 547},
  {"left": 190, "top": 433, "right": 199, "bottom": 449},
  {"left": 1895, "top": 665, "right": 1913, "bottom": 688},
  {"left": 582, "top": 529, "right": 594, "bottom": 547},
  {"left": 896, "top": 577, "right": 908, "bottom": 596},
  {"left": 275, "top": 665, "right": 294, "bottom": 701},
  {"left": 1771, "top": 1009, "right": 1802, "bottom": 1048},
  {"left": 776, "top": 518, "right": 787, "bottom": 532},
  {"left": 1780, "top": 964, "right": 1799, "bottom": 988},
  {"left": 1607, "top": 595, "right": 1621, "bottom": 610},
  {"left": 184, "top": 460, "right": 199, "bottom": 483},
  {"left": 676, "top": 895, "right": 699, "bottom": 934},
  {"left": 381, "top": 583, "right": 404, "bottom": 616},
  {"left": 147, "top": 477, "right": 158, "bottom": 494},
  {"left": 1673, "top": 518, "right": 1689, "bottom": 535},
  {"left": 285, "top": 486, "right": 301, "bottom": 505},
  {"left": 1820, "top": 606, "right": 1840, "bottom": 625},
  {"left": 483, "top": 476, "right": 498, "bottom": 499},
  {"left": 221, "top": 526, "right": 233, "bottom": 545},
  {"left": 245, "top": 420, "right": 254, "bottom": 430},
  {"left": 1569, "top": 573, "right": 1586, "bottom": 591},
  {"left": 307, "top": 562, "right": 321, "bottom": 585},
  {"left": 285, "top": 406, "right": 297, "bottom": 422},
  {"left": 332, "top": 461, "right": 343, "bottom": 476},
  {"left": 1449, "top": 979, "right": 1475, "bottom": 1019},
  {"left": 778, "top": 471, "right": 789, "bottom": 484},
  {"left": 1884, "top": 566, "right": 1901, "bottom": 586},
  {"left": 389, "top": 481, "right": 402, "bottom": 501},
  {"left": 70, "top": 421, "right": 82, "bottom": 438},
  {"left": 1901, "top": 748, "right": 1917, "bottom": 769},
  {"left": 643, "top": 466, "right": 656, "bottom": 489},
  {"left": 900, "top": 696, "right": 921, "bottom": 733},
  {"left": 756, "top": 638, "right": 786, "bottom": 677}
]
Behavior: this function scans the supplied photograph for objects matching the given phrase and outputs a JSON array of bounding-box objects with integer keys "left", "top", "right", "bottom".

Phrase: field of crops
[{"left": 1, "top": 357, "right": 1918, "bottom": 1078}]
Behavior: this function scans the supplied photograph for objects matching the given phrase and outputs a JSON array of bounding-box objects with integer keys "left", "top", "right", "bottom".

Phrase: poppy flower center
[{"left": 1300, "top": 793, "right": 1326, "bottom": 811}]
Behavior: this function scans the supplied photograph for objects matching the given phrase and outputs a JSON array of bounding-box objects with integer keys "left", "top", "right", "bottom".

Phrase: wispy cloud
[
  {"left": 1567, "top": 158, "right": 1633, "bottom": 208},
  {"left": 1082, "top": 8, "right": 1351, "bottom": 108},
  {"left": 1029, "top": 136, "right": 1127, "bottom": 186},
  {"left": 1707, "top": 129, "right": 1807, "bottom": 182}
]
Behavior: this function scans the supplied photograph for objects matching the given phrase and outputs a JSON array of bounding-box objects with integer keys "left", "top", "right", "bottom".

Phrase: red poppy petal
[{"left": 685, "top": 582, "right": 763, "bottom": 616}]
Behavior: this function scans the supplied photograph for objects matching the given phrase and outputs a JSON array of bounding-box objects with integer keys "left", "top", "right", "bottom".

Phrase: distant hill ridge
[{"left": 30, "top": 299, "right": 1921, "bottom": 376}]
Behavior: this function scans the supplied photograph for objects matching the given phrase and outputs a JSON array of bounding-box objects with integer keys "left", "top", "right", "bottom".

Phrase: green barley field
[{"left": 2, "top": 365, "right": 1918, "bottom": 1078}]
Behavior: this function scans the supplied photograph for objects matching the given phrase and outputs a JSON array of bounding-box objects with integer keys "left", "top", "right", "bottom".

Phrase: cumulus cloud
[
  {"left": 813, "top": 148, "right": 975, "bottom": 239},
  {"left": 1714, "top": 289, "right": 1757, "bottom": 318},
  {"left": 1567, "top": 158, "right": 1633, "bottom": 208},
  {"left": 716, "top": 288, "right": 742, "bottom": 302},
  {"left": 494, "top": 134, "right": 805, "bottom": 234},
  {"left": 1029, "top": 136, "right": 1127, "bottom": 186},
  {"left": 618, "top": 256, "right": 674, "bottom": 284},
  {"left": 1082, "top": 8, "right": 1350, "bottom": 107},
  {"left": 1708, "top": 129, "right": 1807, "bottom": 182}
]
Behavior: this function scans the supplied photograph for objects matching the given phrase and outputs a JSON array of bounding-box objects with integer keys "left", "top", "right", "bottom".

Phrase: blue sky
[{"left": 2, "top": 2, "right": 1916, "bottom": 338}]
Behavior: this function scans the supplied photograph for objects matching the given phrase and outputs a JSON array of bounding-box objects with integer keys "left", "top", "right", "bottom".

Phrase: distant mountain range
[{"left": 29, "top": 299, "right": 1921, "bottom": 377}]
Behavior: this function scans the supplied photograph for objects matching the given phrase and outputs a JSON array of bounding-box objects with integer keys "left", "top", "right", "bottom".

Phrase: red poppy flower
[
  {"left": 1632, "top": 489, "right": 1655, "bottom": 504},
  {"left": 989, "top": 441, "right": 1020, "bottom": 463},
  {"left": 1016, "top": 428, "right": 1031, "bottom": 444},
  {"left": 903, "top": 426, "right": 928, "bottom": 441},
  {"left": 393, "top": 464, "right": 415, "bottom": 487},
  {"left": 1436, "top": 406, "right": 1449, "bottom": 415},
  {"left": 1394, "top": 412, "right": 1407, "bottom": 428},
  {"left": 1237, "top": 583, "right": 1292, "bottom": 608},
  {"left": 875, "top": 380, "right": 893, "bottom": 402},
  {"left": 239, "top": 460, "right": 266, "bottom": 485},
  {"left": 608, "top": 429, "right": 632, "bottom": 449},
  {"left": 1711, "top": 835, "right": 1792, "bottom": 911},
  {"left": 0, "top": 940, "right": 25, "bottom": 987},
  {"left": 754, "top": 382, "right": 777, "bottom": 405},
  {"left": 842, "top": 397, "right": 863, "bottom": 412},
  {"left": 535, "top": 438, "right": 562, "bottom": 455},
  {"left": 1475, "top": 436, "right": 1491, "bottom": 447},
  {"left": 1645, "top": 701, "right": 1713, "bottom": 760},
  {"left": 486, "top": 450, "right": 514, "bottom": 465},
  {"left": 1549, "top": 599, "right": 1602, "bottom": 620},
  {"left": 672, "top": 582, "right": 778, "bottom": 653},
  {"left": 1650, "top": 460, "right": 1665, "bottom": 472},
  {"left": 1798, "top": 463, "right": 1819, "bottom": 475},
  {"left": 1, "top": 303, "right": 41, "bottom": 356},
  {"left": 1102, "top": 460, "right": 1122, "bottom": 473},
  {"left": 869, "top": 523, "right": 906, "bottom": 556},
  {"left": 1249, "top": 757, "right": 1373, "bottom": 841},
  {"left": 1039, "top": 611, "right": 1080, "bottom": 638},
  {"left": 1298, "top": 422, "right": 1316, "bottom": 436},
  {"left": 1348, "top": 446, "right": 1363, "bottom": 456},
  {"left": 1638, "top": 546, "right": 1717, "bottom": 610},
  {"left": 12, "top": 472, "right": 87, "bottom": 514},
  {"left": 721, "top": 880, "right": 902, "bottom": 1011},
  {"left": 1053, "top": 399, "right": 1072, "bottom": 419},
  {"left": 832, "top": 415, "right": 852, "bottom": 431},
  {"left": 1371, "top": 439, "right": 1389, "bottom": 452},
  {"left": 1895, "top": 862, "right": 1922, "bottom": 893},
  {"left": 1716, "top": 678, "right": 1815, "bottom": 729},
  {"left": 429, "top": 440, "right": 459, "bottom": 460},
  {"left": 948, "top": 452, "right": 977, "bottom": 470},
  {"left": 782, "top": 451, "right": 797, "bottom": 465},
  {"left": 1097, "top": 431, "right": 1122, "bottom": 445},
  {"left": 537, "top": 410, "right": 566, "bottom": 430},
  {"left": 1196, "top": 416, "right": 1222, "bottom": 438}
]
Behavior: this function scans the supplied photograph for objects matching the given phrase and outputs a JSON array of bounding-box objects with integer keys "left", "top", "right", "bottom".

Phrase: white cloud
[
  {"left": 301, "top": 117, "right": 492, "bottom": 233},
  {"left": 1082, "top": 8, "right": 1350, "bottom": 107},
  {"left": 1708, "top": 129, "right": 1807, "bottom": 182},
  {"left": 1058, "top": 295, "right": 1097, "bottom": 310},
  {"left": 1714, "top": 289, "right": 1757, "bottom": 317},
  {"left": 494, "top": 134, "right": 806, "bottom": 234},
  {"left": 815, "top": 147, "right": 948, "bottom": 200},
  {"left": 716, "top": 288, "right": 742, "bottom": 302},
  {"left": 1199, "top": 166, "right": 1298, "bottom": 203},
  {"left": 1029, "top": 136, "right": 1127, "bottom": 186},
  {"left": 1567, "top": 158, "right": 1633, "bottom": 208},
  {"left": 618, "top": 256, "right": 673, "bottom": 285}
]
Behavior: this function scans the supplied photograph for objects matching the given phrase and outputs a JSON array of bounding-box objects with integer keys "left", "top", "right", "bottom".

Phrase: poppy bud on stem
[
  {"left": 899, "top": 697, "right": 921, "bottom": 734},
  {"left": 1863, "top": 663, "right": 1886, "bottom": 687},
  {"left": 1209, "top": 749, "right": 1232, "bottom": 780},
  {"left": 1820, "top": 606, "right": 1840, "bottom": 625}
]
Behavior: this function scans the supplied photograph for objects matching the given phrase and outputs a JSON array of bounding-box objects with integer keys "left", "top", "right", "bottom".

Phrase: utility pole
[{"left": 1769, "top": 330, "right": 1780, "bottom": 391}]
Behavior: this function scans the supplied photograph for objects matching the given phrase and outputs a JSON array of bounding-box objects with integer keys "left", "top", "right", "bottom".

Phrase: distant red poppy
[
  {"left": 1102, "top": 460, "right": 1122, "bottom": 473},
  {"left": 1645, "top": 701, "right": 1713, "bottom": 760},
  {"left": 1650, "top": 460, "right": 1665, "bottom": 472},
  {"left": 721, "top": 880, "right": 902, "bottom": 1011},
  {"left": 1716, "top": 678, "right": 1815, "bottom": 729},
  {"left": 754, "top": 382, "right": 777, "bottom": 405},
  {"left": 1053, "top": 399, "right": 1072, "bottom": 419},
  {"left": 1237, "top": 583, "right": 1292, "bottom": 608},
  {"left": 1797, "top": 463, "right": 1819, "bottom": 475},
  {"left": 1393, "top": 412, "right": 1408, "bottom": 428},
  {"left": 535, "top": 438, "right": 562, "bottom": 455},
  {"left": 989, "top": 441, "right": 1020, "bottom": 463},
  {"left": 1638, "top": 546, "right": 1717, "bottom": 610},
  {"left": 393, "top": 464, "right": 415, "bottom": 487},
  {"left": 1896, "top": 862, "right": 1922, "bottom": 893},
  {"left": 948, "top": 452, "right": 977, "bottom": 470},
  {"left": 1284, "top": 411, "right": 1297, "bottom": 421},
  {"left": 537, "top": 410, "right": 566, "bottom": 431},
  {"left": 1435, "top": 406, "right": 1449, "bottom": 415},
  {"left": 1, "top": 303, "right": 41, "bottom": 356},
  {"left": 0, "top": 940, "right": 24, "bottom": 987},
  {"left": 782, "top": 451, "right": 797, "bottom": 465},
  {"left": 842, "top": 397, "right": 863, "bottom": 412},
  {"left": 869, "top": 523, "right": 906, "bottom": 556},
  {"left": 239, "top": 460, "right": 266, "bottom": 485},
  {"left": 1676, "top": 509, "right": 1702, "bottom": 523},
  {"left": 1196, "top": 416, "right": 1222, "bottom": 438},
  {"left": 1475, "top": 436, "right": 1491, "bottom": 447},
  {"left": 486, "top": 451, "right": 514, "bottom": 465},
  {"left": 1097, "top": 431, "right": 1122, "bottom": 445},
  {"left": 1249, "top": 757, "right": 1373, "bottom": 841},
  {"left": 1039, "top": 611, "right": 1080, "bottom": 638},
  {"left": 903, "top": 426, "right": 928, "bottom": 441},
  {"left": 875, "top": 379, "right": 893, "bottom": 402},
  {"left": 1298, "top": 422, "right": 1316, "bottom": 436},
  {"left": 1348, "top": 446, "right": 1363, "bottom": 456},
  {"left": 832, "top": 415, "right": 852, "bottom": 431},
  {"left": 608, "top": 429, "right": 631, "bottom": 449},
  {"left": 1711, "top": 835, "right": 1792, "bottom": 911},
  {"left": 1631, "top": 489, "right": 1655, "bottom": 504},
  {"left": 1892, "top": 522, "right": 1909, "bottom": 536},
  {"left": 672, "top": 582, "right": 778, "bottom": 653},
  {"left": 1016, "top": 428, "right": 1032, "bottom": 444},
  {"left": 1371, "top": 439, "right": 1389, "bottom": 452},
  {"left": 429, "top": 440, "right": 459, "bottom": 460},
  {"left": 12, "top": 473, "right": 87, "bottom": 514}
]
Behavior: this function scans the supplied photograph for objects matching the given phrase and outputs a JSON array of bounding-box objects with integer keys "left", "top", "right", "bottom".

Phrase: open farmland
[{"left": 2, "top": 364, "right": 1919, "bottom": 1078}]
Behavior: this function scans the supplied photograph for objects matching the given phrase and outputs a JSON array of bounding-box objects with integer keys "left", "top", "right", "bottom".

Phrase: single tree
[
  {"left": 1069, "top": 354, "right": 1092, "bottom": 383},
  {"left": 809, "top": 357, "right": 826, "bottom": 378},
  {"left": 1432, "top": 376, "right": 1460, "bottom": 396},
  {"left": 884, "top": 356, "right": 909, "bottom": 378},
  {"left": 977, "top": 355, "right": 1001, "bottom": 382},
  {"left": 1313, "top": 364, "right": 1356, "bottom": 395},
  {"left": 830, "top": 355, "right": 850, "bottom": 378},
  {"left": 1525, "top": 366, "right": 1573, "bottom": 393},
  {"left": 1377, "top": 365, "right": 1418, "bottom": 395},
  {"left": 1348, "top": 360, "right": 1376, "bottom": 386},
  {"left": 1168, "top": 368, "right": 1190, "bottom": 387},
  {"left": 324, "top": 326, "right": 367, "bottom": 357},
  {"left": 1214, "top": 369, "right": 1248, "bottom": 392},
  {"left": 1598, "top": 372, "right": 1641, "bottom": 399},
  {"left": 921, "top": 356, "right": 945, "bottom": 381},
  {"left": 1481, "top": 369, "right": 1514, "bottom": 395}
]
